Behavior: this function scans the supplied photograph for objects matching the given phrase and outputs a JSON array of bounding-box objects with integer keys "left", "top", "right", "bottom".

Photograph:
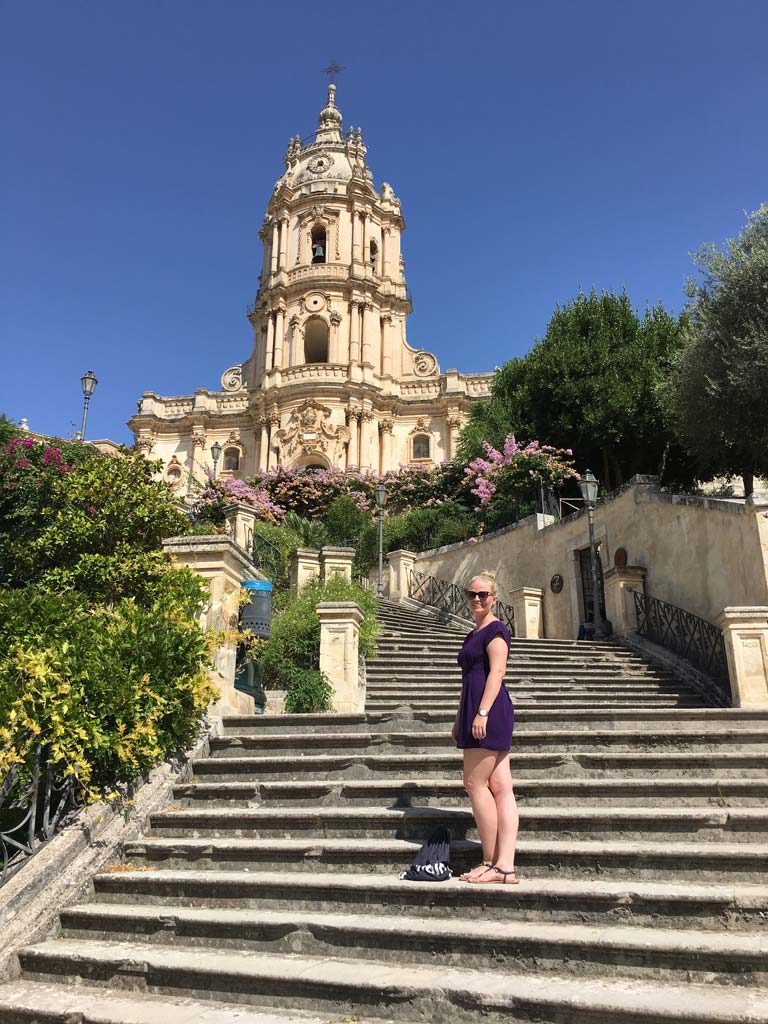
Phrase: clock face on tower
[{"left": 307, "top": 156, "right": 331, "bottom": 175}]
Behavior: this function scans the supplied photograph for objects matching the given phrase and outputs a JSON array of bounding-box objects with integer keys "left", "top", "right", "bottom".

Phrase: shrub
[
  {"left": 283, "top": 667, "right": 334, "bottom": 713},
  {"left": 252, "top": 521, "right": 304, "bottom": 588},
  {"left": 324, "top": 494, "right": 372, "bottom": 550},
  {"left": 190, "top": 475, "right": 284, "bottom": 527}
]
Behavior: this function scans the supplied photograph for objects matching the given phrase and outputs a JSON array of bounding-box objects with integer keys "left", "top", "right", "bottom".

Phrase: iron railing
[
  {"left": 631, "top": 590, "right": 730, "bottom": 686},
  {"left": 408, "top": 569, "right": 515, "bottom": 635},
  {"left": 1, "top": 739, "right": 75, "bottom": 888},
  {"left": 353, "top": 573, "right": 374, "bottom": 592},
  {"left": 252, "top": 532, "right": 286, "bottom": 586}
]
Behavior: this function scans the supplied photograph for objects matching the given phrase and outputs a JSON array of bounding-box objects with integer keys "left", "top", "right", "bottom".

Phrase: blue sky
[{"left": 2, "top": 0, "right": 766, "bottom": 444}]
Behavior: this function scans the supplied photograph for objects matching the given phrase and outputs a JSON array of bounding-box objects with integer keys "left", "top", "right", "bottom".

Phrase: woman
[{"left": 451, "top": 571, "right": 519, "bottom": 884}]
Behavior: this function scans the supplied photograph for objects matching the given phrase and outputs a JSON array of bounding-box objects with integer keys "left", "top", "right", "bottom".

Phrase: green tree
[
  {"left": 0, "top": 414, "right": 21, "bottom": 447},
  {"left": 459, "top": 290, "right": 692, "bottom": 492},
  {"left": 663, "top": 205, "right": 768, "bottom": 496}
]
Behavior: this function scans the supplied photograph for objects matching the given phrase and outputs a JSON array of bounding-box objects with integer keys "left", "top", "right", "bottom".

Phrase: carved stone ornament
[
  {"left": 550, "top": 574, "right": 564, "bottom": 594},
  {"left": 307, "top": 156, "right": 332, "bottom": 175},
  {"left": 192, "top": 430, "right": 207, "bottom": 449},
  {"left": 276, "top": 400, "right": 349, "bottom": 462},
  {"left": 221, "top": 365, "right": 245, "bottom": 392},
  {"left": 164, "top": 455, "right": 184, "bottom": 490},
  {"left": 414, "top": 350, "right": 439, "bottom": 377},
  {"left": 303, "top": 292, "right": 326, "bottom": 314},
  {"left": 380, "top": 418, "right": 394, "bottom": 434},
  {"left": 447, "top": 415, "right": 464, "bottom": 431},
  {"left": 135, "top": 435, "right": 154, "bottom": 454}
]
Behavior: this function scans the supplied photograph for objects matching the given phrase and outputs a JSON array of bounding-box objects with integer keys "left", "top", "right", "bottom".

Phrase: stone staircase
[{"left": 2, "top": 600, "right": 768, "bottom": 1023}]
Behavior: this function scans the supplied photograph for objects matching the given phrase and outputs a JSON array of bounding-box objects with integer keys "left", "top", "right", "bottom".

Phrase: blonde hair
[{"left": 469, "top": 570, "right": 497, "bottom": 596}]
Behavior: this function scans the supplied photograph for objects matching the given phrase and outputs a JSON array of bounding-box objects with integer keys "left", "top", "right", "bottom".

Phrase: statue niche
[{"left": 274, "top": 400, "right": 349, "bottom": 466}]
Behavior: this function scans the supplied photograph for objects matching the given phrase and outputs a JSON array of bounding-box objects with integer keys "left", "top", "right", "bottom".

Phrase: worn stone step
[
  {"left": 192, "top": 750, "right": 768, "bottom": 781},
  {"left": 91, "top": 868, "right": 768, "bottom": 931},
  {"left": 365, "top": 696, "right": 702, "bottom": 710},
  {"left": 173, "top": 776, "right": 768, "bottom": 808},
  {"left": 148, "top": 805, "right": 768, "bottom": 843},
  {"left": 0, "top": 980, "right": 364, "bottom": 1024},
  {"left": 208, "top": 727, "right": 768, "bottom": 757},
  {"left": 57, "top": 903, "right": 768, "bottom": 985},
  {"left": 123, "top": 835, "right": 768, "bottom": 881},
  {"left": 17, "top": 940, "right": 768, "bottom": 1023}
]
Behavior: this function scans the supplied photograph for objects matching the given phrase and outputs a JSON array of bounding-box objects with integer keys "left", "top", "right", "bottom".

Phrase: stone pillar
[
  {"left": 349, "top": 302, "right": 361, "bottom": 363},
  {"left": 382, "top": 227, "right": 392, "bottom": 279},
  {"left": 273, "top": 306, "right": 285, "bottom": 368},
  {"left": 347, "top": 410, "right": 360, "bottom": 468},
  {"left": 603, "top": 565, "right": 647, "bottom": 637},
  {"left": 718, "top": 607, "right": 768, "bottom": 708},
  {"left": 258, "top": 418, "right": 269, "bottom": 471},
  {"left": 359, "top": 410, "right": 376, "bottom": 469},
  {"left": 321, "top": 546, "right": 356, "bottom": 580},
  {"left": 509, "top": 587, "right": 544, "bottom": 639},
  {"left": 381, "top": 315, "right": 393, "bottom": 377},
  {"left": 351, "top": 209, "right": 360, "bottom": 266},
  {"left": 388, "top": 549, "right": 417, "bottom": 602},
  {"left": 447, "top": 415, "right": 462, "bottom": 460},
  {"left": 329, "top": 311, "right": 342, "bottom": 363},
  {"left": 278, "top": 216, "right": 288, "bottom": 270},
  {"left": 361, "top": 302, "right": 374, "bottom": 365},
  {"left": 270, "top": 221, "right": 279, "bottom": 275},
  {"left": 162, "top": 535, "right": 262, "bottom": 716},
  {"left": 379, "top": 418, "right": 393, "bottom": 473},
  {"left": 317, "top": 602, "right": 365, "bottom": 713},
  {"left": 265, "top": 313, "right": 275, "bottom": 370},
  {"left": 223, "top": 502, "right": 257, "bottom": 555},
  {"left": 289, "top": 548, "right": 321, "bottom": 593}
]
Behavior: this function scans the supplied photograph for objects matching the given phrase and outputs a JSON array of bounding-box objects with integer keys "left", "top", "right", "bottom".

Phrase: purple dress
[{"left": 456, "top": 620, "right": 514, "bottom": 751}]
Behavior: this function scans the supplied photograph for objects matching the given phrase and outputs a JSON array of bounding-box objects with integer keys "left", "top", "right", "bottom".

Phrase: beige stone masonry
[
  {"left": 162, "top": 535, "right": 261, "bottom": 715},
  {"left": 509, "top": 587, "right": 544, "bottom": 639},
  {"left": 321, "top": 546, "right": 356, "bottom": 580},
  {"left": 604, "top": 565, "right": 648, "bottom": 637},
  {"left": 222, "top": 502, "right": 256, "bottom": 555},
  {"left": 317, "top": 601, "right": 365, "bottom": 713},
  {"left": 718, "top": 607, "right": 768, "bottom": 708},
  {"left": 388, "top": 549, "right": 417, "bottom": 602},
  {"left": 289, "top": 548, "right": 321, "bottom": 593}
]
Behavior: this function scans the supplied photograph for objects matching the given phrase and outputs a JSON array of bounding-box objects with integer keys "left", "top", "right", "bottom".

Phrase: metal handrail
[
  {"left": 630, "top": 590, "right": 730, "bottom": 686},
  {"left": 252, "top": 532, "right": 285, "bottom": 586},
  {"left": 1, "top": 739, "right": 75, "bottom": 888},
  {"left": 407, "top": 568, "right": 515, "bottom": 635}
]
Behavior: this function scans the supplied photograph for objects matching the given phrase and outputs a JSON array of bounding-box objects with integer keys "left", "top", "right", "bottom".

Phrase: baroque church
[{"left": 129, "top": 85, "right": 493, "bottom": 488}]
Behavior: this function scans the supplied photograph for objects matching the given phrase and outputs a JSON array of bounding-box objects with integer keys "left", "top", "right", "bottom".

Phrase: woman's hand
[{"left": 471, "top": 714, "right": 487, "bottom": 740}]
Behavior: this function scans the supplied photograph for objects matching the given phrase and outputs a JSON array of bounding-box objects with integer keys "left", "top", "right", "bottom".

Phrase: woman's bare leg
[
  {"left": 469, "top": 752, "right": 519, "bottom": 883},
  {"left": 461, "top": 748, "right": 500, "bottom": 878}
]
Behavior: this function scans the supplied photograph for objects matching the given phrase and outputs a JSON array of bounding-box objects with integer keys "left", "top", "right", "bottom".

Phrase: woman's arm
[{"left": 471, "top": 635, "right": 509, "bottom": 740}]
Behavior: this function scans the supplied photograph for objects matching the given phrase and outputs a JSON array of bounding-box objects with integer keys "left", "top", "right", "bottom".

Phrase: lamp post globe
[
  {"left": 375, "top": 482, "right": 387, "bottom": 597},
  {"left": 79, "top": 370, "right": 98, "bottom": 441},
  {"left": 577, "top": 469, "right": 606, "bottom": 639}
]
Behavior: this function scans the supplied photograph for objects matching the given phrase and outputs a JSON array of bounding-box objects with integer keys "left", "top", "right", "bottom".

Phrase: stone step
[
  {"left": 148, "top": 805, "right": 768, "bottom": 843},
  {"left": 208, "top": 727, "right": 768, "bottom": 757},
  {"left": 173, "top": 776, "right": 768, "bottom": 808},
  {"left": 123, "top": 835, "right": 768, "bottom": 881},
  {"left": 0, "top": 981, "right": 361, "bottom": 1024},
  {"left": 221, "top": 708, "right": 767, "bottom": 735},
  {"left": 56, "top": 903, "right": 768, "bottom": 986},
  {"left": 365, "top": 700, "right": 703, "bottom": 712},
  {"left": 17, "top": 940, "right": 768, "bottom": 1022},
  {"left": 368, "top": 663, "right": 678, "bottom": 678},
  {"left": 91, "top": 868, "right": 768, "bottom": 931},
  {"left": 192, "top": 750, "right": 768, "bottom": 781}
]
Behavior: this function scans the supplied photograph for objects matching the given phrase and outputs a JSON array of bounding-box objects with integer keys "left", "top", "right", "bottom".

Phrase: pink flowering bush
[{"left": 191, "top": 475, "right": 285, "bottom": 526}]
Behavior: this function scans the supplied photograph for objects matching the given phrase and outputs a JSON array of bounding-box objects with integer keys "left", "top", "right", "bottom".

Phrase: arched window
[
  {"left": 369, "top": 239, "right": 378, "bottom": 271},
  {"left": 412, "top": 434, "right": 431, "bottom": 461},
  {"left": 311, "top": 225, "right": 326, "bottom": 264},
  {"left": 304, "top": 318, "right": 329, "bottom": 363},
  {"left": 223, "top": 447, "right": 240, "bottom": 472}
]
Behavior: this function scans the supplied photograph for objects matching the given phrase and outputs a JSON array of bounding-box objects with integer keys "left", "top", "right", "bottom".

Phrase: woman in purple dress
[{"left": 451, "top": 571, "right": 519, "bottom": 884}]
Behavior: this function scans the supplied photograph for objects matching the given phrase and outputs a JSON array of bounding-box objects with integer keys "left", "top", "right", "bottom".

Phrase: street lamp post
[
  {"left": 375, "top": 481, "right": 387, "bottom": 597},
  {"left": 210, "top": 441, "right": 222, "bottom": 480},
  {"left": 578, "top": 469, "right": 606, "bottom": 638},
  {"left": 79, "top": 370, "right": 98, "bottom": 441}
]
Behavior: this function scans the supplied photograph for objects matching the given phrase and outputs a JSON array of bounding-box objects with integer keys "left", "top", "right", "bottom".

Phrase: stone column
[
  {"left": 359, "top": 410, "right": 376, "bottom": 469},
  {"left": 349, "top": 302, "right": 361, "bottom": 363},
  {"left": 329, "top": 311, "right": 342, "bottom": 363},
  {"left": 447, "top": 415, "right": 462, "bottom": 461},
  {"left": 382, "top": 227, "right": 392, "bottom": 279},
  {"left": 351, "top": 209, "right": 360, "bottom": 265},
  {"left": 321, "top": 546, "right": 356, "bottom": 580},
  {"left": 718, "top": 607, "right": 768, "bottom": 708},
  {"left": 265, "top": 313, "right": 275, "bottom": 371},
  {"left": 223, "top": 502, "right": 257, "bottom": 555},
  {"left": 347, "top": 409, "right": 360, "bottom": 468},
  {"left": 603, "top": 565, "right": 647, "bottom": 637},
  {"left": 162, "top": 535, "right": 263, "bottom": 716},
  {"left": 278, "top": 216, "right": 288, "bottom": 270},
  {"left": 257, "top": 418, "right": 269, "bottom": 471},
  {"left": 388, "top": 549, "right": 417, "bottom": 602},
  {"left": 273, "top": 306, "right": 285, "bottom": 368},
  {"left": 361, "top": 302, "right": 374, "bottom": 365},
  {"left": 317, "top": 602, "right": 365, "bottom": 713},
  {"left": 509, "top": 587, "right": 544, "bottom": 639},
  {"left": 379, "top": 418, "right": 393, "bottom": 473},
  {"left": 289, "top": 548, "right": 321, "bottom": 593},
  {"left": 187, "top": 429, "right": 206, "bottom": 493},
  {"left": 270, "top": 221, "right": 279, "bottom": 275},
  {"left": 266, "top": 412, "right": 280, "bottom": 470},
  {"left": 381, "top": 314, "right": 393, "bottom": 376}
]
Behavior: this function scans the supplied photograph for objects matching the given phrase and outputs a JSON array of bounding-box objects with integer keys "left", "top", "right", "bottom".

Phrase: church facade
[{"left": 128, "top": 85, "right": 492, "bottom": 489}]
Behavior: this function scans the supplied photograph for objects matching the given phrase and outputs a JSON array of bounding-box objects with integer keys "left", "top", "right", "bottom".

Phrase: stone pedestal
[
  {"left": 718, "top": 607, "right": 768, "bottom": 708},
  {"left": 604, "top": 565, "right": 648, "bottom": 637},
  {"left": 388, "top": 549, "right": 417, "bottom": 602},
  {"left": 509, "top": 587, "right": 544, "bottom": 639},
  {"left": 289, "top": 548, "right": 321, "bottom": 593},
  {"left": 222, "top": 502, "right": 257, "bottom": 555},
  {"left": 162, "top": 535, "right": 263, "bottom": 715},
  {"left": 317, "top": 602, "right": 365, "bottom": 713},
  {"left": 321, "top": 546, "right": 356, "bottom": 581}
]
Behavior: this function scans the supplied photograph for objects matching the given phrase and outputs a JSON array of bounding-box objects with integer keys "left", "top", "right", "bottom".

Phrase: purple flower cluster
[{"left": 464, "top": 436, "right": 578, "bottom": 509}]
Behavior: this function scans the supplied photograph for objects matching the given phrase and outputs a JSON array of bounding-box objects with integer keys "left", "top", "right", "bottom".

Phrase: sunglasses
[{"left": 465, "top": 590, "right": 493, "bottom": 601}]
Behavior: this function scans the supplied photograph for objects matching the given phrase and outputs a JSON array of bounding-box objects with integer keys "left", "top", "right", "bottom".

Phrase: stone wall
[{"left": 410, "top": 478, "right": 768, "bottom": 640}]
